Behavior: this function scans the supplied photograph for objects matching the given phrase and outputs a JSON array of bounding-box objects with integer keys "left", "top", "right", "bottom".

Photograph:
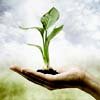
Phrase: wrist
[{"left": 80, "top": 72, "right": 100, "bottom": 100}]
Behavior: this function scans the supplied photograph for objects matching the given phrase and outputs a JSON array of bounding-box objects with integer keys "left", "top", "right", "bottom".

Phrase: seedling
[{"left": 20, "top": 7, "right": 63, "bottom": 70}]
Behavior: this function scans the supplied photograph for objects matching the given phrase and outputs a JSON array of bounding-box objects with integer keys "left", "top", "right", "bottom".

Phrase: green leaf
[
  {"left": 19, "top": 26, "right": 35, "bottom": 30},
  {"left": 19, "top": 26, "right": 44, "bottom": 37},
  {"left": 35, "top": 27, "right": 44, "bottom": 34},
  {"left": 41, "top": 7, "right": 60, "bottom": 29},
  {"left": 34, "top": 27, "right": 44, "bottom": 38},
  {"left": 47, "top": 25, "right": 64, "bottom": 42},
  {"left": 27, "top": 44, "right": 44, "bottom": 57}
]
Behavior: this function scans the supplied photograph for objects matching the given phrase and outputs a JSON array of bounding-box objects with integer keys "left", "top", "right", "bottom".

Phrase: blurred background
[{"left": 0, "top": 0, "right": 100, "bottom": 99}]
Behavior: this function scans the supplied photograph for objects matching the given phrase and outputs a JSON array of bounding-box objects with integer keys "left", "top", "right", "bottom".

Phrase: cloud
[
  {"left": 55, "top": 0, "right": 100, "bottom": 48},
  {"left": 0, "top": 0, "right": 100, "bottom": 74},
  {"left": 0, "top": 0, "right": 11, "bottom": 16}
]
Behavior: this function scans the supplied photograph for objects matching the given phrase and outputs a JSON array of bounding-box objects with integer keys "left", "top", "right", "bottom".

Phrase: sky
[{"left": 0, "top": 0, "right": 100, "bottom": 74}]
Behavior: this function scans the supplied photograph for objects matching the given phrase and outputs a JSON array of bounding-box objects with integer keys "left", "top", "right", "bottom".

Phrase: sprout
[{"left": 20, "top": 7, "right": 63, "bottom": 70}]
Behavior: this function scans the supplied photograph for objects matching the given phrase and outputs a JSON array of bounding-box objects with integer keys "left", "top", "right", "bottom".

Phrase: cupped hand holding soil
[{"left": 10, "top": 65, "right": 100, "bottom": 100}]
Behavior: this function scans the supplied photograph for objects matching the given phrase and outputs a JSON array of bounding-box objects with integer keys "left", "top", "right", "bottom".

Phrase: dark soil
[{"left": 37, "top": 68, "right": 59, "bottom": 75}]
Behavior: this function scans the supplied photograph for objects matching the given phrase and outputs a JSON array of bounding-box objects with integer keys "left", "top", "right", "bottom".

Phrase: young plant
[{"left": 20, "top": 7, "right": 63, "bottom": 70}]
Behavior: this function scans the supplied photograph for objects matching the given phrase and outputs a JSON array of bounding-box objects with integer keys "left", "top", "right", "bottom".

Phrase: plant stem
[
  {"left": 42, "top": 29, "right": 50, "bottom": 69},
  {"left": 45, "top": 29, "right": 47, "bottom": 42}
]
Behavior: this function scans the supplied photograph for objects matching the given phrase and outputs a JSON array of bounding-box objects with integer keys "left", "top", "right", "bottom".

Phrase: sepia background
[{"left": 0, "top": 0, "right": 100, "bottom": 99}]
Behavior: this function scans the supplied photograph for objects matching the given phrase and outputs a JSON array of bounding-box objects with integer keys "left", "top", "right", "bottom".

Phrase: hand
[
  {"left": 10, "top": 66, "right": 85, "bottom": 90},
  {"left": 10, "top": 65, "right": 100, "bottom": 99}
]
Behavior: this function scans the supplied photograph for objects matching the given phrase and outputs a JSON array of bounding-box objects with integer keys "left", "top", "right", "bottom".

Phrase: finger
[
  {"left": 10, "top": 65, "right": 55, "bottom": 82},
  {"left": 22, "top": 68, "right": 56, "bottom": 82},
  {"left": 10, "top": 66, "right": 51, "bottom": 88},
  {"left": 10, "top": 66, "right": 56, "bottom": 89},
  {"left": 21, "top": 68, "right": 60, "bottom": 89},
  {"left": 10, "top": 65, "right": 22, "bottom": 74}
]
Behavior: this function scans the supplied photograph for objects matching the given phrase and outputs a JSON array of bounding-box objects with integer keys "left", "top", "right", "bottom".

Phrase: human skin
[{"left": 10, "top": 66, "right": 100, "bottom": 100}]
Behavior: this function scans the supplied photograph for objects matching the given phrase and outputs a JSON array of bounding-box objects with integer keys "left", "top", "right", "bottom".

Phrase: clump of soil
[{"left": 37, "top": 68, "right": 59, "bottom": 75}]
